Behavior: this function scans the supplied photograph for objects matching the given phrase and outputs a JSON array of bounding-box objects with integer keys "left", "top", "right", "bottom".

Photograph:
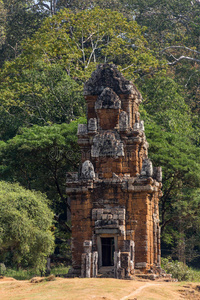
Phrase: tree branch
[
  {"left": 161, "top": 45, "right": 200, "bottom": 55},
  {"left": 54, "top": 215, "right": 71, "bottom": 233},
  {"left": 161, "top": 45, "right": 200, "bottom": 65},
  {"left": 24, "top": 2, "right": 51, "bottom": 11},
  {"left": 53, "top": 162, "right": 71, "bottom": 212},
  {"left": 168, "top": 56, "right": 200, "bottom": 65}
]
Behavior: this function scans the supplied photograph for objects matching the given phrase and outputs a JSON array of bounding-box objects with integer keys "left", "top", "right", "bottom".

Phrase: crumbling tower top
[
  {"left": 84, "top": 63, "right": 142, "bottom": 97},
  {"left": 83, "top": 64, "right": 142, "bottom": 132}
]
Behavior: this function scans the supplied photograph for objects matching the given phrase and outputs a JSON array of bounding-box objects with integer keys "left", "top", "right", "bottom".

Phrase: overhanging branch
[
  {"left": 168, "top": 56, "right": 200, "bottom": 65},
  {"left": 161, "top": 45, "right": 200, "bottom": 55},
  {"left": 161, "top": 45, "right": 200, "bottom": 65}
]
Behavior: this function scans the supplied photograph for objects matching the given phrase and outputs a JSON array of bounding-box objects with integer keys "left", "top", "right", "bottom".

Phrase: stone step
[
  {"left": 98, "top": 266, "right": 114, "bottom": 278},
  {"left": 134, "top": 273, "right": 173, "bottom": 281}
]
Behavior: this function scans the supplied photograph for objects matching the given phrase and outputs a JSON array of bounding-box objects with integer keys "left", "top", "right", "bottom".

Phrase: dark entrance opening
[{"left": 101, "top": 237, "right": 115, "bottom": 266}]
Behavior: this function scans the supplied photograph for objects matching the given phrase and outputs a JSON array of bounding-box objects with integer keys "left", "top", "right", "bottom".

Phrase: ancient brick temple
[{"left": 66, "top": 64, "right": 162, "bottom": 278}]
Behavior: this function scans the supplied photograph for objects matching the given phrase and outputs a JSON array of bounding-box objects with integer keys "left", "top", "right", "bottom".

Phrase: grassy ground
[
  {"left": 1, "top": 265, "right": 200, "bottom": 299},
  {"left": 0, "top": 277, "right": 200, "bottom": 300}
]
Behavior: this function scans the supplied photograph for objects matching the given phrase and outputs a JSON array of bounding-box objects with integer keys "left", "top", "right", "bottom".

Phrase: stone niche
[{"left": 66, "top": 64, "right": 162, "bottom": 279}]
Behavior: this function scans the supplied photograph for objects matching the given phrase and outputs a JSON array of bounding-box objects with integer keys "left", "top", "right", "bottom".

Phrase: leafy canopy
[
  {"left": 0, "top": 118, "right": 85, "bottom": 212},
  {"left": 1, "top": 7, "right": 160, "bottom": 82},
  {"left": 0, "top": 181, "right": 54, "bottom": 271}
]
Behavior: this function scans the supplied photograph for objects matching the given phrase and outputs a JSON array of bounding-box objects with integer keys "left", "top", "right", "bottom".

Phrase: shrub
[
  {"left": 0, "top": 181, "right": 55, "bottom": 272},
  {"left": 161, "top": 257, "right": 199, "bottom": 281},
  {"left": 0, "top": 263, "right": 6, "bottom": 275}
]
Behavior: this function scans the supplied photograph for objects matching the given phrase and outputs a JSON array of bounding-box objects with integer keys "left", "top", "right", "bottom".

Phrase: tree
[
  {"left": 5, "top": 7, "right": 159, "bottom": 80},
  {"left": 0, "top": 181, "right": 54, "bottom": 271},
  {"left": 0, "top": 8, "right": 160, "bottom": 136},
  {"left": 139, "top": 75, "right": 200, "bottom": 263},
  {"left": 0, "top": 3, "right": 199, "bottom": 265},
  {"left": 125, "top": 0, "right": 200, "bottom": 115},
  {"left": 0, "top": 63, "right": 85, "bottom": 140},
  {"left": 0, "top": 118, "right": 85, "bottom": 259},
  {"left": 0, "top": 117, "right": 85, "bottom": 228},
  {"left": 0, "top": 0, "right": 6, "bottom": 50},
  {"left": 55, "top": 0, "right": 128, "bottom": 14},
  {"left": 0, "top": 0, "right": 46, "bottom": 65}
]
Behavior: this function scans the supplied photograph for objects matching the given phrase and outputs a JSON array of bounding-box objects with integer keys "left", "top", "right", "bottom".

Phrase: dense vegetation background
[{"left": 0, "top": 0, "right": 199, "bottom": 270}]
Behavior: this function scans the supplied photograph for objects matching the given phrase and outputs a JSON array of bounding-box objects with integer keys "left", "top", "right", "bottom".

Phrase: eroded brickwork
[{"left": 66, "top": 64, "right": 162, "bottom": 278}]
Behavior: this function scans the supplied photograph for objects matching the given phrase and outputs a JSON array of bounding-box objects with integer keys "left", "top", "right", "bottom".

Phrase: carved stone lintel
[{"left": 91, "top": 132, "right": 124, "bottom": 158}]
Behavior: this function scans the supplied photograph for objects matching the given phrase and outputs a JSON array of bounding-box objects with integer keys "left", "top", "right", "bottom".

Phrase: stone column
[
  {"left": 92, "top": 251, "right": 98, "bottom": 278},
  {"left": 114, "top": 251, "right": 121, "bottom": 279},
  {"left": 81, "top": 240, "right": 92, "bottom": 278}
]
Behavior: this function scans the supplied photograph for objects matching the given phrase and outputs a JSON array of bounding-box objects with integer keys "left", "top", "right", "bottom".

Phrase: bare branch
[
  {"left": 168, "top": 55, "right": 200, "bottom": 65},
  {"left": 83, "top": 32, "right": 97, "bottom": 44},
  {"left": 121, "top": 63, "right": 143, "bottom": 72},
  {"left": 24, "top": 2, "right": 51, "bottom": 11},
  {"left": 81, "top": 29, "right": 85, "bottom": 65},
  {"left": 161, "top": 46, "right": 200, "bottom": 55},
  {"left": 185, "top": 73, "right": 195, "bottom": 88}
]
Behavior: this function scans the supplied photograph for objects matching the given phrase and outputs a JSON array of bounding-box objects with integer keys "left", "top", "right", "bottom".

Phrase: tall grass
[
  {"left": 3, "top": 268, "right": 40, "bottom": 280},
  {"left": 50, "top": 265, "right": 70, "bottom": 276},
  {"left": 3, "top": 265, "right": 70, "bottom": 280}
]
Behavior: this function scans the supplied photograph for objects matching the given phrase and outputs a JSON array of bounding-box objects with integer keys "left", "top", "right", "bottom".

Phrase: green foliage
[
  {"left": 50, "top": 265, "right": 69, "bottom": 276},
  {"left": 161, "top": 257, "right": 200, "bottom": 282},
  {"left": 0, "top": 0, "right": 199, "bottom": 268},
  {"left": 0, "top": 118, "right": 85, "bottom": 204},
  {"left": 130, "top": 0, "right": 200, "bottom": 116},
  {"left": 3, "top": 267, "right": 39, "bottom": 280},
  {"left": 0, "top": 117, "right": 86, "bottom": 258},
  {"left": 0, "top": 62, "right": 85, "bottom": 136},
  {"left": 139, "top": 74, "right": 200, "bottom": 263},
  {"left": 3, "top": 265, "right": 69, "bottom": 280},
  {"left": 127, "top": 0, "right": 200, "bottom": 47},
  {"left": 0, "top": 181, "right": 54, "bottom": 272},
  {"left": 0, "top": 0, "right": 46, "bottom": 65},
  {"left": 20, "top": 8, "right": 158, "bottom": 80},
  {"left": 139, "top": 75, "right": 193, "bottom": 135},
  {"left": 0, "top": 8, "right": 161, "bottom": 138},
  {"left": 0, "top": 262, "right": 6, "bottom": 275},
  {"left": 0, "top": 0, "right": 6, "bottom": 50},
  {"left": 0, "top": 7, "right": 159, "bottom": 81},
  {"left": 0, "top": 118, "right": 86, "bottom": 262}
]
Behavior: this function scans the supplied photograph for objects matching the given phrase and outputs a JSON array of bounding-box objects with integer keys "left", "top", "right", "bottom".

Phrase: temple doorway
[{"left": 101, "top": 237, "right": 115, "bottom": 266}]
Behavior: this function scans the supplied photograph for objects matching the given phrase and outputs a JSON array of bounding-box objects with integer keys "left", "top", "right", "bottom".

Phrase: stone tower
[{"left": 66, "top": 64, "right": 162, "bottom": 278}]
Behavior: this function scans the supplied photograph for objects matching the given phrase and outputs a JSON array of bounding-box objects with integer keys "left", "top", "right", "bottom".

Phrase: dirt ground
[{"left": 0, "top": 276, "right": 200, "bottom": 300}]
